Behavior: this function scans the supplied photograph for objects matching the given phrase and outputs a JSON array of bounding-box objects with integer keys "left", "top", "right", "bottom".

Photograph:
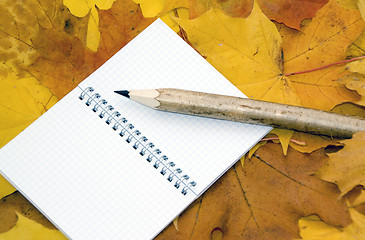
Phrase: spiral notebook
[{"left": 0, "top": 19, "right": 270, "bottom": 239}]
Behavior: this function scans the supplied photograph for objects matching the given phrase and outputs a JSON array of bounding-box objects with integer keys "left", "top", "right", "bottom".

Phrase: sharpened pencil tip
[{"left": 114, "top": 90, "right": 130, "bottom": 98}]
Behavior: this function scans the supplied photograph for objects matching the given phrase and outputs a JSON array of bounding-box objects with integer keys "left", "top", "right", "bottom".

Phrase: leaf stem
[{"left": 284, "top": 56, "right": 365, "bottom": 76}]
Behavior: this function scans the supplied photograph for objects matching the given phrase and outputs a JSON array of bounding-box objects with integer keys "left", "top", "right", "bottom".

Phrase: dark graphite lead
[{"left": 114, "top": 90, "right": 130, "bottom": 98}]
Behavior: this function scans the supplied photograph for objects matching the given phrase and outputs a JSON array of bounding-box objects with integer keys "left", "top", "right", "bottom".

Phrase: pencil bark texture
[{"left": 155, "top": 89, "right": 365, "bottom": 138}]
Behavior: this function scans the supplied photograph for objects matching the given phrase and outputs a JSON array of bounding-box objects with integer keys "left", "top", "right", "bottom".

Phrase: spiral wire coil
[{"left": 79, "top": 87, "right": 197, "bottom": 196}]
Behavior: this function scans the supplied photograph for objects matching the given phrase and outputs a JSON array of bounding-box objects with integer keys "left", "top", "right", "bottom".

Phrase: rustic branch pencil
[{"left": 115, "top": 88, "right": 365, "bottom": 138}]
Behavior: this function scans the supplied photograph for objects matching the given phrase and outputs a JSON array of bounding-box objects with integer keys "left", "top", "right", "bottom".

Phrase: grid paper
[{"left": 0, "top": 19, "right": 271, "bottom": 239}]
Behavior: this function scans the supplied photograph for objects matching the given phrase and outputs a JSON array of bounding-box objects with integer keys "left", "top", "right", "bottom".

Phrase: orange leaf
[{"left": 280, "top": 0, "right": 364, "bottom": 110}]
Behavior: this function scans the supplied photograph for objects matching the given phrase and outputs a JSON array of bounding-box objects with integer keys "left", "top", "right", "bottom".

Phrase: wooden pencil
[{"left": 115, "top": 88, "right": 365, "bottom": 138}]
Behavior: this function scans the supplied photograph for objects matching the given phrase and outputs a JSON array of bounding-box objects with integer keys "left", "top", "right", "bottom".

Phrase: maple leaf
[
  {"left": 172, "top": 0, "right": 364, "bottom": 111},
  {"left": 298, "top": 208, "right": 365, "bottom": 240},
  {"left": 157, "top": 143, "right": 351, "bottom": 240},
  {"left": 316, "top": 131, "right": 365, "bottom": 197},
  {"left": 1, "top": 0, "right": 364, "bottom": 239}
]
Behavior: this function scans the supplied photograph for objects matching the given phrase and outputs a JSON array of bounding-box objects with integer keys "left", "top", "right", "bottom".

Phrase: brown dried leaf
[{"left": 157, "top": 143, "right": 351, "bottom": 240}]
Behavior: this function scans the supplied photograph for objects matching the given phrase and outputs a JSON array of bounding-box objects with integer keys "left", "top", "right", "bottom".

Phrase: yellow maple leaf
[
  {"left": 0, "top": 212, "right": 66, "bottom": 240},
  {"left": 297, "top": 208, "right": 365, "bottom": 240},
  {"left": 173, "top": 0, "right": 364, "bottom": 111},
  {"left": 63, "top": 0, "right": 116, "bottom": 52},
  {"left": 172, "top": 0, "right": 363, "bottom": 155},
  {"left": 316, "top": 131, "right": 365, "bottom": 197},
  {"left": 173, "top": 2, "right": 289, "bottom": 101}
]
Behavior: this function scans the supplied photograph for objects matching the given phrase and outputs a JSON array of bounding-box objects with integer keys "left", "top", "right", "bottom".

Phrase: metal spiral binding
[{"left": 78, "top": 86, "right": 197, "bottom": 196}]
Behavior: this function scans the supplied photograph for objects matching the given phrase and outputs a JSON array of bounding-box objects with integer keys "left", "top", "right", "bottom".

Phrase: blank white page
[{"left": 0, "top": 19, "right": 271, "bottom": 239}]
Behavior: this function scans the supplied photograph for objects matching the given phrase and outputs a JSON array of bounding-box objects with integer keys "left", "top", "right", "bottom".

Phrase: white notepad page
[{"left": 0, "top": 19, "right": 271, "bottom": 239}]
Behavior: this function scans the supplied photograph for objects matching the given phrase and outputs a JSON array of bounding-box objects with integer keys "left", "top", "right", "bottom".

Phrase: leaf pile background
[{"left": 0, "top": 0, "right": 365, "bottom": 239}]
